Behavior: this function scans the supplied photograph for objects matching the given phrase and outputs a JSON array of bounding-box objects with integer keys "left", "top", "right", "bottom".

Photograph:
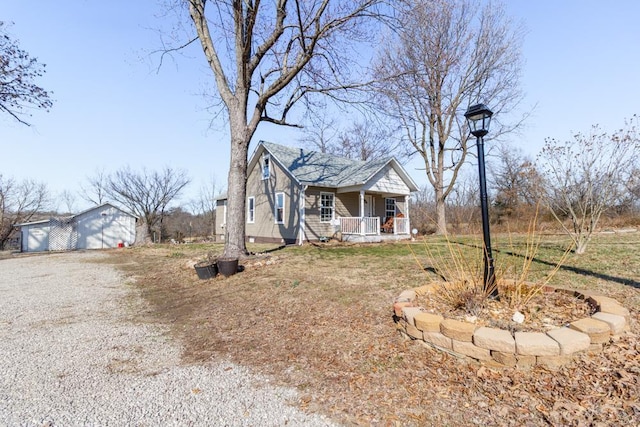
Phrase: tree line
[{"left": 411, "top": 118, "right": 639, "bottom": 254}]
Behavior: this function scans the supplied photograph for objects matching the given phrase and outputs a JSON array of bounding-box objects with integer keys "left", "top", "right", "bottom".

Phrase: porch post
[
  {"left": 359, "top": 190, "right": 365, "bottom": 235},
  {"left": 406, "top": 197, "right": 410, "bottom": 235},
  {"left": 298, "top": 186, "right": 306, "bottom": 245}
]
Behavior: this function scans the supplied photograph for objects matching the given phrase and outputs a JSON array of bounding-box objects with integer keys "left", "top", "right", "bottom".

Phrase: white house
[{"left": 16, "top": 203, "right": 137, "bottom": 252}]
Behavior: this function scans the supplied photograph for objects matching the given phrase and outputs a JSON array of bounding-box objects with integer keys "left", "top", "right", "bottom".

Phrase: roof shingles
[{"left": 263, "top": 142, "right": 391, "bottom": 188}]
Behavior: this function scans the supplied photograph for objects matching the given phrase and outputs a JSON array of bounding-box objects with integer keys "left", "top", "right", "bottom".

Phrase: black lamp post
[{"left": 464, "top": 103, "right": 498, "bottom": 298}]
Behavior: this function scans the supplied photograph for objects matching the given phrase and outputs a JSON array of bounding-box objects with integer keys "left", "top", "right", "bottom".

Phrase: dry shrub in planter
[
  {"left": 410, "top": 214, "right": 574, "bottom": 325},
  {"left": 193, "top": 251, "right": 218, "bottom": 280}
]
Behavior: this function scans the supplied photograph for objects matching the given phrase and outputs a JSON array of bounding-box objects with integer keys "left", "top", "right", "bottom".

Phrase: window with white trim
[
  {"left": 275, "top": 192, "right": 285, "bottom": 224},
  {"left": 247, "top": 197, "right": 255, "bottom": 223},
  {"left": 262, "top": 154, "right": 270, "bottom": 180},
  {"left": 320, "top": 192, "right": 334, "bottom": 223},
  {"left": 385, "top": 198, "right": 396, "bottom": 219}
]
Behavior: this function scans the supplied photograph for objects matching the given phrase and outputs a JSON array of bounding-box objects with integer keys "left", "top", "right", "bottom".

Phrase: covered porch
[{"left": 336, "top": 189, "right": 411, "bottom": 242}]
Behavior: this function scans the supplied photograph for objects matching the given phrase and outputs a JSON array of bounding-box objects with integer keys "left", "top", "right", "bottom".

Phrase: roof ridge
[
  {"left": 260, "top": 140, "right": 406, "bottom": 189},
  {"left": 262, "top": 140, "right": 365, "bottom": 166}
]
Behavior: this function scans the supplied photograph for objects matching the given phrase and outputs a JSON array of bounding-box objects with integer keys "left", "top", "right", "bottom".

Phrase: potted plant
[
  {"left": 194, "top": 253, "right": 218, "bottom": 280},
  {"left": 217, "top": 257, "right": 239, "bottom": 277}
]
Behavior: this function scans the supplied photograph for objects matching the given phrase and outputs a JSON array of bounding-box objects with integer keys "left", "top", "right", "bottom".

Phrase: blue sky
[{"left": 2, "top": 1, "right": 639, "bottom": 212}]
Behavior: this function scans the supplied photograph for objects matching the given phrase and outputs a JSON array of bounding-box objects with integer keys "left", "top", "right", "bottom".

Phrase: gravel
[{"left": 0, "top": 252, "right": 338, "bottom": 426}]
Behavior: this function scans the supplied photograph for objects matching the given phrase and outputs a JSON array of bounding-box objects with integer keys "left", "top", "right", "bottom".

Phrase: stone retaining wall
[{"left": 393, "top": 287, "right": 631, "bottom": 368}]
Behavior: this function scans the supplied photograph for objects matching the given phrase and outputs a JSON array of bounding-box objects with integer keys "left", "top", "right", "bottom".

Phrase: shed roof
[{"left": 14, "top": 202, "right": 136, "bottom": 227}]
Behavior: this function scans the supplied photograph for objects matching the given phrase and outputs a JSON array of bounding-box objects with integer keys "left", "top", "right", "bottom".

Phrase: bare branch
[
  {"left": 152, "top": 36, "right": 198, "bottom": 73},
  {"left": 371, "top": 0, "right": 525, "bottom": 234},
  {"left": 539, "top": 116, "right": 640, "bottom": 254},
  {"left": 0, "top": 21, "right": 53, "bottom": 125}
]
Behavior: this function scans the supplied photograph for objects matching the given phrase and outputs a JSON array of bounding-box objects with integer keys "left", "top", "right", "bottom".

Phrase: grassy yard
[{"left": 104, "top": 232, "right": 639, "bottom": 426}]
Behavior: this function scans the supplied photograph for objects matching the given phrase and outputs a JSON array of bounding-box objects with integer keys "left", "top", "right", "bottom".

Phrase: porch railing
[
  {"left": 339, "top": 217, "right": 380, "bottom": 235},
  {"left": 340, "top": 216, "right": 410, "bottom": 235},
  {"left": 394, "top": 217, "right": 410, "bottom": 234}
]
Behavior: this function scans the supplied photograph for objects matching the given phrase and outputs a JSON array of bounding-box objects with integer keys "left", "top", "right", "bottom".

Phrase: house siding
[
  {"left": 336, "top": 192, "right": 360, "bottom": 217},
  {"left": 364, "top": 165, "right": 411, "bottom": 195},
  {"left": 304, "top": 187, "right": 337, "bottom": 240},
  {"left": 246, "top": 155, "right": 300, "bottom": 244},
  {"left": 214, "top": 199, "right": 226, "bottom": 240}
]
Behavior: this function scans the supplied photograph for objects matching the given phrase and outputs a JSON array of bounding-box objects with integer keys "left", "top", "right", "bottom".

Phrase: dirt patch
[{"left": 106, "top": 241, "right": 640, "bottom": 426}]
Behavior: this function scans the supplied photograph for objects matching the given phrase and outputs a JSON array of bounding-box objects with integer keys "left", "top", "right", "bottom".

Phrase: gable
[{"left": 363, "top": 164, "right": 412, "bottom": 195}]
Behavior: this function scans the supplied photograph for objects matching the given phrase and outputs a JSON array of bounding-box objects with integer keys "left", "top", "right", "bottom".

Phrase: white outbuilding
[{"left": 16, "top": 203, "right": 137, "bottom": 253}]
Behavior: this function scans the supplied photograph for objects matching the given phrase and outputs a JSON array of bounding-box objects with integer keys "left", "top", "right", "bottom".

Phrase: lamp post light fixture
[{"left": 464, "top": 103, "right": 498, "bottom": 298}]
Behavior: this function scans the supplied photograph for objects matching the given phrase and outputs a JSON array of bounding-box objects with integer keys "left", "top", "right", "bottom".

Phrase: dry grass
[{"left": 102, "top": 234, "right": 640, "bottom": 426}]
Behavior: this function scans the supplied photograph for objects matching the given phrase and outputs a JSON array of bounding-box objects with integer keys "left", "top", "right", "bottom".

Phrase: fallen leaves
[{"left": 112, "top": 245, "right": 640, "bottom": 426}]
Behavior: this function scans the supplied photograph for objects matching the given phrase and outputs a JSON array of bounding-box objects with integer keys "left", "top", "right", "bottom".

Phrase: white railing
[
  {"left": 339, "top": 217, "right": 380, "bottom": 235},
  {"left": 394, "top": 217, "right": 410, "bottom": 234}
]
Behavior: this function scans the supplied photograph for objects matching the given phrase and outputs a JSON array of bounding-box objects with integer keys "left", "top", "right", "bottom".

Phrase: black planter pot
[
  {"left": 217, "top": 257, "right": 239, "bottom": 277},
  {"left": 194, "top": 262, "right": 218, "bottom": 280}
]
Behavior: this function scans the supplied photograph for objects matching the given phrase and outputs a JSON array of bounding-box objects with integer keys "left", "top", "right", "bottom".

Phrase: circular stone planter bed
[{"left": 393, "top": 285, "right": 631, "bottom": 369}]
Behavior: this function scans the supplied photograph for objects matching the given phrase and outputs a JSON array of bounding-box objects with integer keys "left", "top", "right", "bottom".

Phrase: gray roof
[
  {"left": 14, "top": 203, "right": 136, "bottom": 227},
  {"left": 262, "top": 141, "right": 396, "bottom": 188}
]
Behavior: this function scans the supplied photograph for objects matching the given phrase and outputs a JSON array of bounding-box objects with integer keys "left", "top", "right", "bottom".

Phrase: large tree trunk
[
  {"left": 434, "top": 189, "right": 447, "bottom": 235},
  {"left": 223, "top": 118, "right": 251, "bottom": 259}
]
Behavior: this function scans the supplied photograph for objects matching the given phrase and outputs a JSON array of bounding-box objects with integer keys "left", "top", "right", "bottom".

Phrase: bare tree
[
  {"left": 163, "top": 206, "right": 196, "bottom": 242},
  {"left": 80, "top": 168, "right": 109, "bottom": 206},
  {"left": 373, "top": 0, "right": 525, "bottom": 234},
  {"left": 334, "top": 121, "right": 407, "bottom": 161},
  {"left": 301, "top": 114, "right": 407, "bottom": 162},
  {"left": 446, "top": 172, "right": 479, "bottom": 233},
  {"left": 539, "top": 117, "right": 640, "bottom": 254},
  {"left": 623, "top": 167, "right": 640, "bottom": 213},
  {"left": 189, "top": 177, "right": 217, "bottom": 239},
  {"left": 299, "top": 112, "right": 339, "bottom": 154},
  {"left": 0, "top": 22, "right": 53, "bottom": 125},
  {"left": 57, "top": 190, "right": 77, "bottom": 215},
  {"left": 105, "top": 166, "right": 191, "bottom": 243},
  {"left": 0, "top": 175, "right": 49, "bottom": 249},
  {"left": 179, "top": 0, "right": 384, "bottom": 258},
  {"left": 491, "top": 145, "right": 543, "bottom": 222},
  {"left": 409, "top": 184, "right": 435, "bottom": 235}
]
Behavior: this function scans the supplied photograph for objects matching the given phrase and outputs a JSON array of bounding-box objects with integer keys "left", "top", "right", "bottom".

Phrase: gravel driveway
[{"left": 0, "top": 252, "right": 336, "bottom": 426}]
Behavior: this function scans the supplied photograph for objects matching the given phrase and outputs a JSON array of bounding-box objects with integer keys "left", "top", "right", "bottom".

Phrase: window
[
  {"left": 320, "top": 192, "right": 334, "bottom": 222},
  {"left": 275, "top": 192, "right": 285, "bottom": 224},
  {"left": 262, "top": 154, "right": 270, "bottom": 180},
  {"left": 385, "top": 198, "right": 396, "bottom": 219},
  {"left": 247, "top": 197, "right": 255, "bottom": 223}
]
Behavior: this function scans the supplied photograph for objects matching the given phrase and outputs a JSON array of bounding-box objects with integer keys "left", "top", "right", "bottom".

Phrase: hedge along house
[
  {"left": 16, "top": 203, "right": 137, "bottom": 252},
  {"left": 215, "top": 141, "right": 419, "bottom": 244}
]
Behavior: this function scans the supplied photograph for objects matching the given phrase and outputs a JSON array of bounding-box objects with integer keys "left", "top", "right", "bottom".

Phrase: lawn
[{"left": 104, "top": 232, "right": 639, "bottom": 426}]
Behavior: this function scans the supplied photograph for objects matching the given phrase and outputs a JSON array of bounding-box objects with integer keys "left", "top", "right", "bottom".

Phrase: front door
[{"left": 364, "top": 195, "right": 374, "bottom": 217}]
